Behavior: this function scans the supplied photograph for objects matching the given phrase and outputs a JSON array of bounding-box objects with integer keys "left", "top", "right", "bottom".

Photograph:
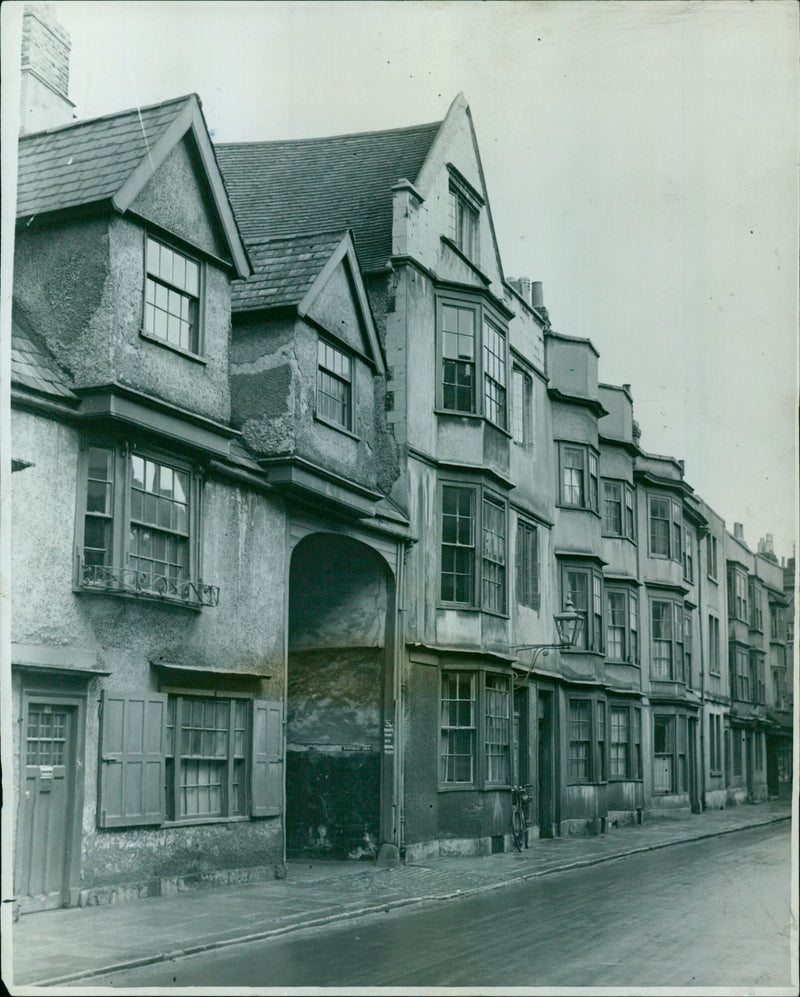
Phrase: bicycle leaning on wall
[{"left": 510, "top": 783, "right": 533, "bottom": 851}]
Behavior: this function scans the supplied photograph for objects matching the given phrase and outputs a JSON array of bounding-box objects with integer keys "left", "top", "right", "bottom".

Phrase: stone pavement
[{"left": 7, "top": 799, "right": 792, "bottom": 989}]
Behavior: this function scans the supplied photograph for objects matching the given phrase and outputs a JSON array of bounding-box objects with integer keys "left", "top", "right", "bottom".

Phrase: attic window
[
  {"left": 449, "top": 182, "right": 479, "bottom": 260},
  {"left": 144, "top": 237, "right": 201, "bottom": 355},
  {"left": 316, "top": 338, "right": 353, "bottom": 431}
]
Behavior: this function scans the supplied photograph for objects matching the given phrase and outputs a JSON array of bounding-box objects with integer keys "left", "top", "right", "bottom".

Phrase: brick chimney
[{"left": 19, "top": 5, "right": 75, "bottom": 134}]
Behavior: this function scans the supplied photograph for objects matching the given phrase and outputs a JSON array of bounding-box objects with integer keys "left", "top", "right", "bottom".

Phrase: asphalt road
[{"left": 87, "top": 823, "right": 794, "bottom": 989}]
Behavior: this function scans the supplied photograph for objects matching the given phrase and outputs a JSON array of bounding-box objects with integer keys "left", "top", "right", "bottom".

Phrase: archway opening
[{"left": 286, "top": 532, "right": 391, "bottom": 860}]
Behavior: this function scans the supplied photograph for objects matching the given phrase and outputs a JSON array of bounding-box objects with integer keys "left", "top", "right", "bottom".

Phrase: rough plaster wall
[
  {"left": 289, "top": 533, "right": 387, "bottom": 649},
  {"left": 110, "top": 216, "right": 232, "bottom": 422},
  {"left": 13, "top": 219, "right": 110, "bottom": 383},
  {"left": 130, "top": 136, "right": 230, "bottom": 261},
  {"left": 306, "top": 261, "right": 367, "bottom": 356}
]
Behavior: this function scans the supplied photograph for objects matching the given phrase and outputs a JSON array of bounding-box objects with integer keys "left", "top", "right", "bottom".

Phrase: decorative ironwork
[{"left": 79, "top": 561, "right": 219, "bottom": 607}]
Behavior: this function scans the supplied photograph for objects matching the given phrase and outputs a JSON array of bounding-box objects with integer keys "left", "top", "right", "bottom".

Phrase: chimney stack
[
  {"left": 733, "top": 522, "right": 744, "bottom": 541},
  {"left": 507, "top": 277, "right": 532, "bottom": 305},
  {"left": 20, "top": 5, "right": 75, "bottom": 134}
]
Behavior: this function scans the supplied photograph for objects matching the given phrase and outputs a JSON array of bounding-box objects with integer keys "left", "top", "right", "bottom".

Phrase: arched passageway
[{"left": 286, "top": 532, "right": 393, "bottom": 859}]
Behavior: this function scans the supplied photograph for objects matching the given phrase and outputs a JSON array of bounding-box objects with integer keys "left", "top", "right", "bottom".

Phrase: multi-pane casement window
[
  {"left": 438, "top": 297, "right": 509, "bottom": 426},
  {"left": 652, "top": 714, "right": 688, "bottom": 794},
  {"left": 440, "top": 484, "right": 507, "bottom": 613},
  {"left": 773, "top": 668, "right": 788, "bottom": 709},
  {"left": 683, "top": 610, "right": 693, "bottom": 685},
  {"left": 707, "top": 534, "right": 719, "bottom": 580},
  {"left": 166, "top": 695, "right": 249, "bottom": 820},
  {"left": 729, "top": 644, "right": 750, "bottom": 701},
  {"left": 683, "top": 531, "right": 694, "bottom": 583},
  {"left": 144, "top": 236, "right": 201, "bottom": 354},
  {"left": 708, "top": 613, "right": 721, "bottom": 675},
  {"left": 516, "top": 518, "right": 540, "bottom": 609},
  {"left": 567, "top": 697, "right": 606, "bottom": 784},
  {"left": 650, "top": 598, "right": 687, "bottom": 681},
  {"left": 728, "top": 567, "right": 749, "bottom": 622},
  {"left": 709, "top": 713, "right": 722, "bottom": 773},
  {"left": 648, "top": 496, "right": 682, "bottom": 560},
  {"left": 609, "top": 704, "right": 642, "bottom": 780},
  {"left": 439, "top": 670, "right": 511, "bottom": 787},
  {"left": 482, "top": 320, "right": 507, "bottom": 429},
  {"left": 317, "top": 339, "right": 353, "bottom": 430},
  {"left": 511, "top": 365, "right": 533, "bottom": 446},
  {"left": 562, "top": 564, "right": 604, "bottom": 652},
  {"left": 605, "top": 587, "right": 639, "bottom": 663},
  {"left": 601, "top": 480, "right": 635, "bottom": 540},
  {"left": 448, "top": 175, "right": 480, "bottom": 260},
  {"left": 748, "top": 580, "right": 763, "bottom": 632},
  {"left": 97, "top": 691, "right": 282, "bottom": 827},
  {"left": 558, "top": 443, "right": 599, "bottom": 512},
  {"left": 732, "top": 727, "right": 743, "bottom": 776},
  {"left": 77, "top": 443, "right": 217, "bottom": 607},
  {"left": 770, "top": 606, "right": 784, "bottom": 640}
]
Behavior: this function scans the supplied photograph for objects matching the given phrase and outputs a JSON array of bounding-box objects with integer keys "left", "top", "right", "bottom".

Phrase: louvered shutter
[
  {"left": 251, "top": 699, "right": 283, "bottom": 817},
  {"left": 98, "top": 691, "right": 166, "bottom": 827}
]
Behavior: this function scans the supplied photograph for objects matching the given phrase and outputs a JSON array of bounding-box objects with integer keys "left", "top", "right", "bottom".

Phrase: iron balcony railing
[{"left": 77, "top": 558, "right": 220, "bottom": 608}]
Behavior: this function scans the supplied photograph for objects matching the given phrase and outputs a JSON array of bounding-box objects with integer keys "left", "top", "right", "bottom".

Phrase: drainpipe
[
  {"left": 394, "top": 541, "right": 408, "bottom": 856},
  {"left": 697, "top": 535, "right": 707, "bottom": 811}
]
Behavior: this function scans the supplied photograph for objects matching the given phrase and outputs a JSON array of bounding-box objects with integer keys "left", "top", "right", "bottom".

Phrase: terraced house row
[{"left": 8, "top": 7, "right": 794, "bottom": 913}]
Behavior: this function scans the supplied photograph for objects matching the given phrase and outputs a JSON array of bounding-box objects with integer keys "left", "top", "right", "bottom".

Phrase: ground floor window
[
  {"left": 440, "top": 670, "right": 511, "bottom": 787},
  {"left": 732, "top": 728, "right": 743, "bottom": 776},
  {"left": 753, "top": 731, "right": 763, "bottom": 772},
  {"left": 609, "top": 703, "right": 642, "bottom": 779},
  {"left": 567, "top": 696, "right": 606, "bottom": 784},
  {"left": 777, "top": 743, "right": 792, "bottom": 783}
]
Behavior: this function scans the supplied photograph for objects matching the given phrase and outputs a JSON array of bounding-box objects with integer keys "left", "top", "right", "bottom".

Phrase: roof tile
[{"left": 11, "top": 317, "right": 76, "bottom": 399}]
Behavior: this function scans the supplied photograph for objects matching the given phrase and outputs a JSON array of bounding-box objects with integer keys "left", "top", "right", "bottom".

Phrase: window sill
[
  {"left": 161, "top": 815, "right": 251, "bottom": 828},
  {"left": 313, "top": 413, "right": 360, "bottom": 441},
  {"left": 601, "top": 532, "right": 637, "bottom": 545},
  {"left": 437, "top": 603, "right": 510, "bottom": 620},
  {"left": 139, "top": 330, "right": 207, "bottom": 364},
  {"left": 439, "top": 236, "right": 491, "bottom": 285},
  {"left": 608, "top": 777, "right": 643, "bottom": 784},
  {"left": 605, "top": 658, "right": 641, "bottom": 668},
  {"left": 556, "top": 503, "right": 601, "bottom": 517},
  {"left": 707, "top": 574, "right": 719, "bottom": 584}
]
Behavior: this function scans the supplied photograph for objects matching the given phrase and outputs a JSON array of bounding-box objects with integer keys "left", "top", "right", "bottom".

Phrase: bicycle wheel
[{"left": 511, "top": 804, "right": 526, "bottom": 851}]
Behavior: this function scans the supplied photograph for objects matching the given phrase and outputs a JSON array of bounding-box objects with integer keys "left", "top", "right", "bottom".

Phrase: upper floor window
[
  {"left": 144, "top": 236, "right": 201, "bottom": 355},
  {"left": 787, "top": 618, "right": 794, "bottom": 642},
  {"left": 605, "top": 587, "right": 638, "bottom": 664},
  {"left": 729, "top": 644, "right": 750, "bottom": 701},
  {"left": 770, "top": 605, "right": 784, "bottom": 640},
  {"left": 749, "top": 652, "right": 765, "bottom": 704},
  {"left": 748, "top": 580, "right": 763, "bottom": 632},
  {"left": 727, "top": 567, "right": 749, "bottom": 622},
  {"left": 708, "top": 613, "right": 721, "bottom": 675},
  {"left": 77, "top": 442, "right": 217, "bottom": 608},
  {"left": 438, "top": 296, "right": 508, "bottom": 429},
  {"left": 511, "top": 364, "right": 533, "bottom": 446},
  {"left": 601, "top": 479, "right": 635, "bottom": 540},
  {"left": 561, "top": 563, "right": 603, "bottom": 652},
  {"left": 317, "top": 339, "right": 353, "bottom": 431},
  {"left": 482, "top": 320, "right": 507, "bottom": 429},
  {"left": 516, "top": 518, "right": 540, "bottom": 610},
  {"left": 449, "top": 179, "right": 480, "bottom": 259},
  {"left": 440, "top": 483, "right": 507, "bottom": 614},
  {"left": 683, "top": 530, "right": 694, "bottom": 583},
  {"left": 650, "top": 598, "right": 686, "bottom": 682},
  {"left": 558, "top": 443, "right": 599, "bottom": 513},
  {"left": 648, "top": 496, "right": 682, "bottom": 561},
  {"left": 707, "top": 534, "right": 719, "bottom": 580}
]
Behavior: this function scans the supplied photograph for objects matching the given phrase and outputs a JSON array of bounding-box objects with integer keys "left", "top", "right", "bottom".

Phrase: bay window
[
  {"left": 482, "top": 319, "right": 507, "bottom": 429},
  {"left": 602, "top": 480, "right": 635, "bottom": 540},
  {"left": 648, "top": 495, "right": 683, "bottom": 561},
  {"left": 561, "top": 563, "right": 603, "bottom": 652},
  {"left": 440, "top": 670, "right": 511, "bottom": 787},
  {"left": 317, "top": 338, "right": 353, "bottom": 430},
  {"left": 605, "top": 587, "right": 639, "bottom": 663},
  {"left": 558, "top": 443, "right": 599, "bottom": 512},
  {"left": 77, "top": 442, "right": 217, "bottom": 608},
  {"left": 568, "top": 696, "right": 607, "bottom": 784},
  {"left": 440, "top": 482, "right": 507, "bottom": 613},
  {"left": 728, "top": 567, "right": 749, "bottom": 622},
  {"left": 650, "top": 597, "right": 686, "bottom": 681}
]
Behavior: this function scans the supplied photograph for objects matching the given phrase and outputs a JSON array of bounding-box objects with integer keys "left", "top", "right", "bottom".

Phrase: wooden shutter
[
  {"left": 98, "top": 691, "right": 166, "bottom": 827},
  {"left": 251, "top": 699, "right": 283, "bottom": 817}
]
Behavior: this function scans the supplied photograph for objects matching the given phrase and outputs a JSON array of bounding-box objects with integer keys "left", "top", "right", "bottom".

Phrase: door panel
[{"left": 16, "top": 702, "right": 76, "bottom": 913}]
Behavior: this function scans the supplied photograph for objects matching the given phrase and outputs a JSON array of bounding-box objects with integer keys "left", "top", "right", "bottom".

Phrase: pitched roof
[
  {"left": 216, "top": 121, "right": 442, "bottom": 272},
  {"left": 11, "top": 316, "right": 76, "bottom": 399},
  {"left": 233, "top": 230, "right": 347, "bottom": 312},
  {"left": 16, "top": 96, "right": 190, "bottom": 219}
]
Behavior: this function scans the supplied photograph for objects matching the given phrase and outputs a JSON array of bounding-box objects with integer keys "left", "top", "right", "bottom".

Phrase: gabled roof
[
  {"left": 216, "top": 120, "right": 442, "bottom": 272},
  {"left": 17, "top": 94, "right": 251, "bottom": 278},
  {"left": 11, "top": 315, "right": 76, "bottom": 400},
  {"left": 233, "top": 230, "right": 347, "bottom": 312},
  {"left": 234, "top": 229, "right": 385, "bottom": 375}
]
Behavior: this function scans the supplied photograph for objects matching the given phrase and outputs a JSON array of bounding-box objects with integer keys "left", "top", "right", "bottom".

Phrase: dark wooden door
[
  {"left": 537, "top": 692, "right": 554, "bottom": 837},
  {"left": 16, "top": 701, "right": 77, "bottom": 913}
]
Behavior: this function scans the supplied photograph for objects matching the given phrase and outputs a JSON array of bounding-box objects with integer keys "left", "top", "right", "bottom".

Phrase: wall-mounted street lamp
[{"left": 512, "top": 596, "right": 585, "bottom": 688}]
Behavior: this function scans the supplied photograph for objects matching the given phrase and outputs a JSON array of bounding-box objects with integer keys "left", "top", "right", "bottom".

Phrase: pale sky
[{"left": 5, "top": 0, "right": 798, "bottom": 557}]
